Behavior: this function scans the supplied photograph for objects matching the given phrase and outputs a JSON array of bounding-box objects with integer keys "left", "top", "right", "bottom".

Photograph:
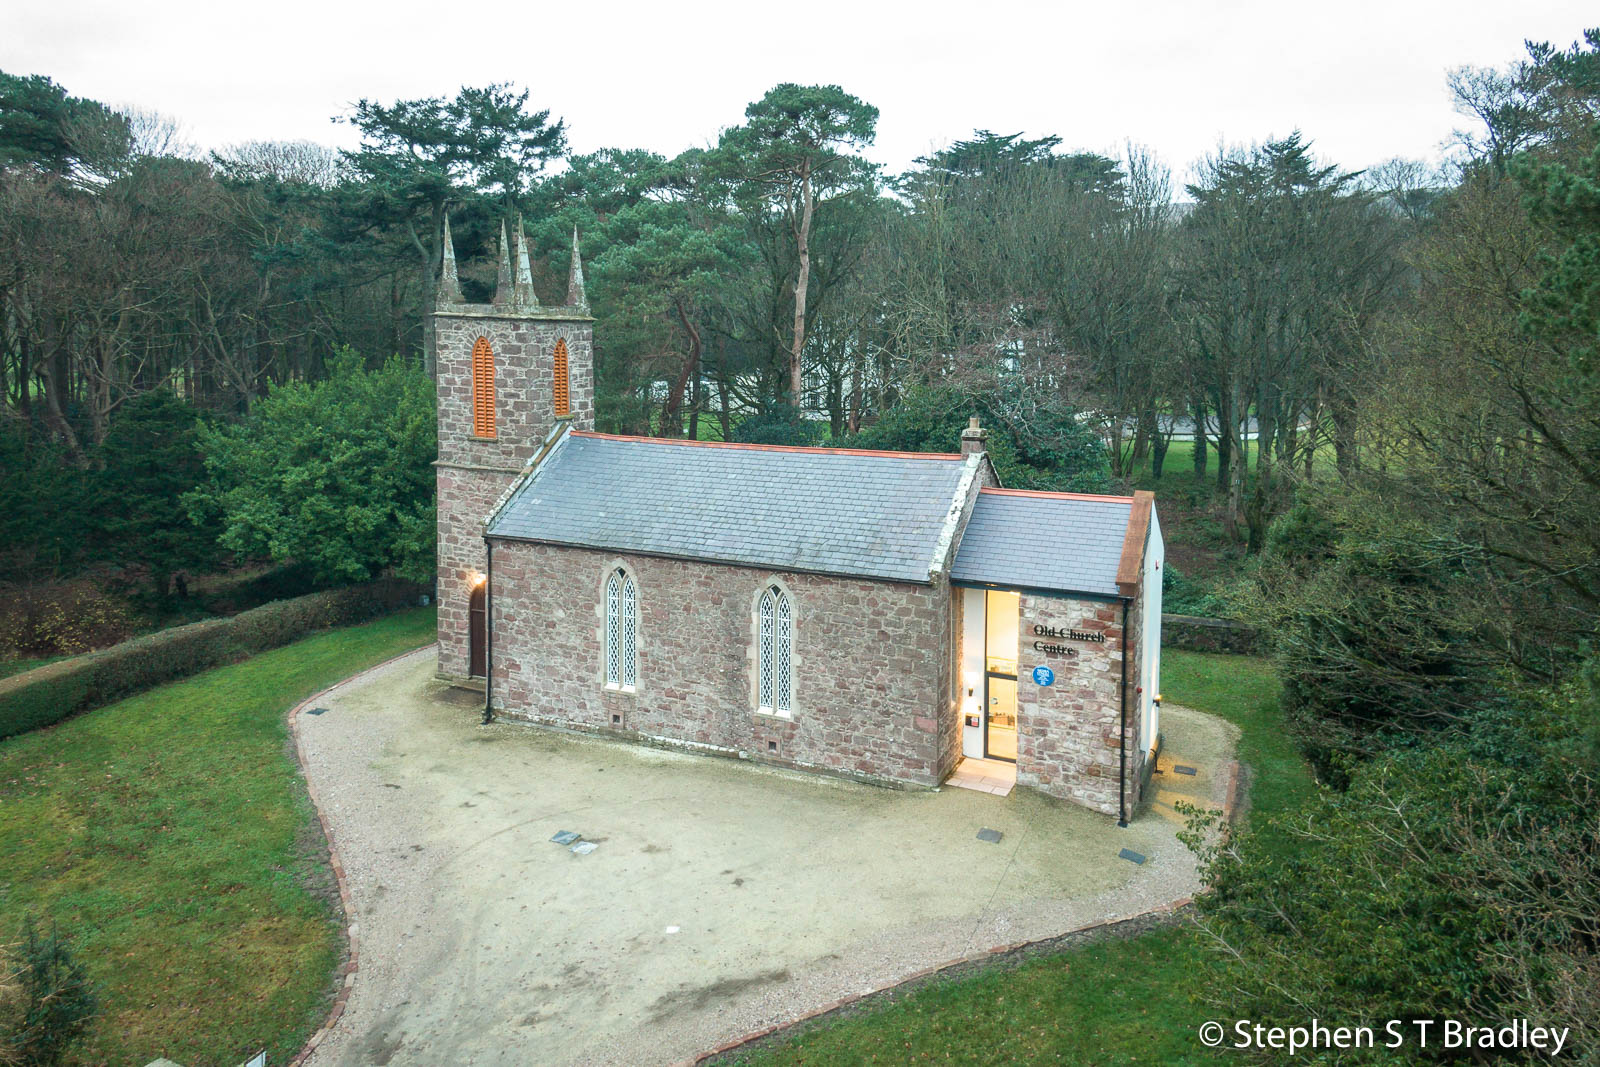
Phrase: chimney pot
[{"left": 960, "top": 416, "right": 988, "bottom": 457}]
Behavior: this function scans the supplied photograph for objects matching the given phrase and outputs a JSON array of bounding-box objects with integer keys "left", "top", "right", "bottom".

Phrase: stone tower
[{"left": 434, "top": 216, "right": 594, "bottom": 684}]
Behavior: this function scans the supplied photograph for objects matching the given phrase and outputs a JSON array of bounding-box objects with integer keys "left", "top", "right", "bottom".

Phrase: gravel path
[{"left": 294, "top": 649, "right": 1237, "bottom": 1066}]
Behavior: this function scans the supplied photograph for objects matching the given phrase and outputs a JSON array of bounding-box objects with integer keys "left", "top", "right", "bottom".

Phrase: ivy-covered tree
[{"left": 844, "top": 384, "right": 1110, "bottom": 493}]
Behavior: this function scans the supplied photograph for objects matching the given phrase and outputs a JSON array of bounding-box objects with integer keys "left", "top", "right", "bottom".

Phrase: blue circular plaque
[{"left": 1032, "top": 665, "right": 1055, "bottom": 687}]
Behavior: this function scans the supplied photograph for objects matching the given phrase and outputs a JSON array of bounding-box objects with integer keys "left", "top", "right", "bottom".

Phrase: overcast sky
[{"left": 4, "top": 0, "right": 1591, "bottom": 184}]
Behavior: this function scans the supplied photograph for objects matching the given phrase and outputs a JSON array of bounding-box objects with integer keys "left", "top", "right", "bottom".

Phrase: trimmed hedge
[{"left": 0, "top": 579, "right": 426, "bottom": 740}]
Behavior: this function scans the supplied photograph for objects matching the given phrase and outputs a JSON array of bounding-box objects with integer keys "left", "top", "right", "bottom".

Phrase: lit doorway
[{"left": 983, "top": 589, "right": 1019, "bottom": 762}]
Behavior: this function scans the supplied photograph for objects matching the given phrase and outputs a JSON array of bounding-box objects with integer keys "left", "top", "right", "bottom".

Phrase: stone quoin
[{"left": 434, "top": 216, "right": 1164, "bottom": 819}]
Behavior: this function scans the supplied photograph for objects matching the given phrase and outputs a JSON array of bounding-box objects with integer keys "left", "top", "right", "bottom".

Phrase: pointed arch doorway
[{"left": 469, "top": 583, "right": 487, "bottom": 678}]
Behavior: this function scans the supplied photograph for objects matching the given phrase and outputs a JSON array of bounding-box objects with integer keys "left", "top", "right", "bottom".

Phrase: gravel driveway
[{"left": 295, "top": 647, "right": 1236, "bottom": 1066}]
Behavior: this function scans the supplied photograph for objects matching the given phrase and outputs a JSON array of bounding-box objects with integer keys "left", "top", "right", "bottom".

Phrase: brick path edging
[
  {"left": 285, "top": 643, "right": 437, "bottom": 1067},
  {"left": 682, "top": 756, "right": 1248, "bottom": 1066}
]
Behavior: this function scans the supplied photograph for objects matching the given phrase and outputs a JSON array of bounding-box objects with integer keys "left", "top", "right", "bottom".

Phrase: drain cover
[
  {"left": 976, "top": 828, "right": 1003, "bottom": 843},
  {"left": 1173, "top": 765, "right": 1197, "bottom": 776}
]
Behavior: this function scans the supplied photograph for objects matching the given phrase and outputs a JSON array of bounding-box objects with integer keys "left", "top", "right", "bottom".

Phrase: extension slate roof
[
  {"left": 950, "top": 488, "right": 1135, "bottom": 598},
  {"left": 486, "top": 431, "right": 975, "bottom": 584}
]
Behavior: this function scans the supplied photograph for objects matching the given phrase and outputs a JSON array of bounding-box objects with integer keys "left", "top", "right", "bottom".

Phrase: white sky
[{"left": 4, "top": 0, "right": 1591, "bottom": 184}]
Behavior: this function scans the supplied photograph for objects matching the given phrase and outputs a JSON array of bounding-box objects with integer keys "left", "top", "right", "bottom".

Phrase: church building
[{"left": 434, "top": 218, "right": 1164, "bottom": 821}]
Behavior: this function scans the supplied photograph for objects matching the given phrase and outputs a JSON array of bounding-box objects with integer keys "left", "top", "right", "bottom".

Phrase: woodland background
[{"left": 3, "top": 30, "right": 1600, "bottom": 1059}]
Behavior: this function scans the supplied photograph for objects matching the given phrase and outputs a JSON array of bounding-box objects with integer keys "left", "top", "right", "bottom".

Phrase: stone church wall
[{"left": 486, "top": 541, "right": 958, "bottom": 788}]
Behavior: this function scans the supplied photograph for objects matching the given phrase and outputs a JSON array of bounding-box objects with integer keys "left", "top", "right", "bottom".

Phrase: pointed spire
[
  {"left": 513, "top": 217, "right": 538, "bottom": 306},
  {"left": 436, "top": 212, "right": 464, "bottom": 305},
  {"left": 492, "top": 219, "right": 514, "bottom": 305},
  {"left": 566, "top": 225, "right": 588, "bottom": 309}
]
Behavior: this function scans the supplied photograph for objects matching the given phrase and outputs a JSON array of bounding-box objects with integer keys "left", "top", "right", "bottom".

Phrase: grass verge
[
  {"left": 727, "top": 649, "right": 1314, "bottom": 1066},
  {"left": 0, "top": 607, "right": 435, "bottom": 1066}
]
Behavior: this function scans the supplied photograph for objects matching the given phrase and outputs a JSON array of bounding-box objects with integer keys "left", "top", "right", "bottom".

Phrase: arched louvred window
[
  {"left": 757, "top": 585, "right": 793, "bottom": 716},
  {"left": 471, "top": 336, "right": 496, "bottom": 437},
  {"left": 604, "top": 567, "right": 637, "bottom": 688},
  {"left": 553, "top": 338, "right": 571, "bottom": 418}
]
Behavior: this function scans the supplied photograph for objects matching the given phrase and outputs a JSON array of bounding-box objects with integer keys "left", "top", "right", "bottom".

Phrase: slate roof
[
  {"left": 949, "top": 488, "right": 1134, "bottom": 598},
  {"left": 487, "top": 432, "right": 974, "bottom": 584}
]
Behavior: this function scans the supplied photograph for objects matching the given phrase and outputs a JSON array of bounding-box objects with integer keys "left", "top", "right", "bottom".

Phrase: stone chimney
[{"left": 960, "top": 416, "right": 988, "bottom": 457}]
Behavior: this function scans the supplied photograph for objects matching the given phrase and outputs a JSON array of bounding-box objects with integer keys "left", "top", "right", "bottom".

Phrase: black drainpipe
[
  {"left": 1117, "top": 596, "right": 1131, "bottom": 828},
  {"left": 482, "top": 537, "right": 494, "bottom": 725}
]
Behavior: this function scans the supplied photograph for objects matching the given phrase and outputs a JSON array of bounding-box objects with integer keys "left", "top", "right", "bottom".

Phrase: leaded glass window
[
  {"left": 758, "top": 585, "right": 792, "bottom": 716},
  {"left": 621, "top": 575, "right": 637, "bottom": 688},
  {"left": 605, "top": 568, "right": 637, "bottom": 689},
  {"left": 605, "top": 572, "right": 621, "bottom": 685}
]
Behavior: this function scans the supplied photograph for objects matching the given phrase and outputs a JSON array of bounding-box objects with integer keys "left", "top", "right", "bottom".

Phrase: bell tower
[{"left": 434, "top": 216, "right": 594, "bottom": 684}]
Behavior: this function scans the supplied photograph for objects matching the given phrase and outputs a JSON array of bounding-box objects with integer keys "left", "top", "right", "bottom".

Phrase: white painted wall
[
  {"left": 960, "top": 586, "right": 986, "bottom": 758},
  {"left": 1141, "top": 508, "right": 1164, "bottom": 750}
]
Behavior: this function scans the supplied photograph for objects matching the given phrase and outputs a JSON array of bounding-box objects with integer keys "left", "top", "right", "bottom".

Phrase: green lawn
[
  {"left": 1159, "top": 649, "right": 1317, "bottom": 821},
  {"left": 728, "top": 649, "right": 1314, "bottom": 1066},
  {"left": 0, "top": 655, "right": 66, "bottom": 681},
  {"left": 0, "top": 607, "right": 436, "bottom": 1066}
]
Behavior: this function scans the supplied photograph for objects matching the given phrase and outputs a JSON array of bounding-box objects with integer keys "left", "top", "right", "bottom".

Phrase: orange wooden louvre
[
  {"left": 553, "top": 338, "right": 570, "bottom": 417},
  {"left": 472, "top": 336, "right": 495, "bottom": 437}
]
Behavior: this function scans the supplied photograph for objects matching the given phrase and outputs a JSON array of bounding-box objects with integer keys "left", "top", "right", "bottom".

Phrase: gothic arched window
[
  {"left": 757, "top": 585, "right": 793, "bottom": 716},
  {"left": 605, "top": 567, "right": 637, "bottom": 689}
]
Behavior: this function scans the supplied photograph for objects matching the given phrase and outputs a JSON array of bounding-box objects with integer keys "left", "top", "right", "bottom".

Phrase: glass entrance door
[
  {"left": 985, "top": 673, "right": 1017, "bottom": 762},
  {"left": 982, "top": 589, "right": 1020, "bottom": 762}
]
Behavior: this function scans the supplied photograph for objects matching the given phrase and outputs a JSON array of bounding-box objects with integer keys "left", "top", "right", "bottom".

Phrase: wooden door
[{"left": 469, "top": 584, "right": 486, "bottom": 678}]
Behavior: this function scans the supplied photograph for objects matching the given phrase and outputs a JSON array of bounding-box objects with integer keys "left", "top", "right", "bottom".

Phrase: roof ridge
[
  {"left": 980, "top": 486, "right": 1136, "bottom": 504},
  {"left": 483, "top": 422, "right": 572, "bottom": 531},
  {"left": 928, "top": 453, "right": 985, "bottom": 582},
  {"left": 568, "top": 430, "right": 964, "bottom": 461}
]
